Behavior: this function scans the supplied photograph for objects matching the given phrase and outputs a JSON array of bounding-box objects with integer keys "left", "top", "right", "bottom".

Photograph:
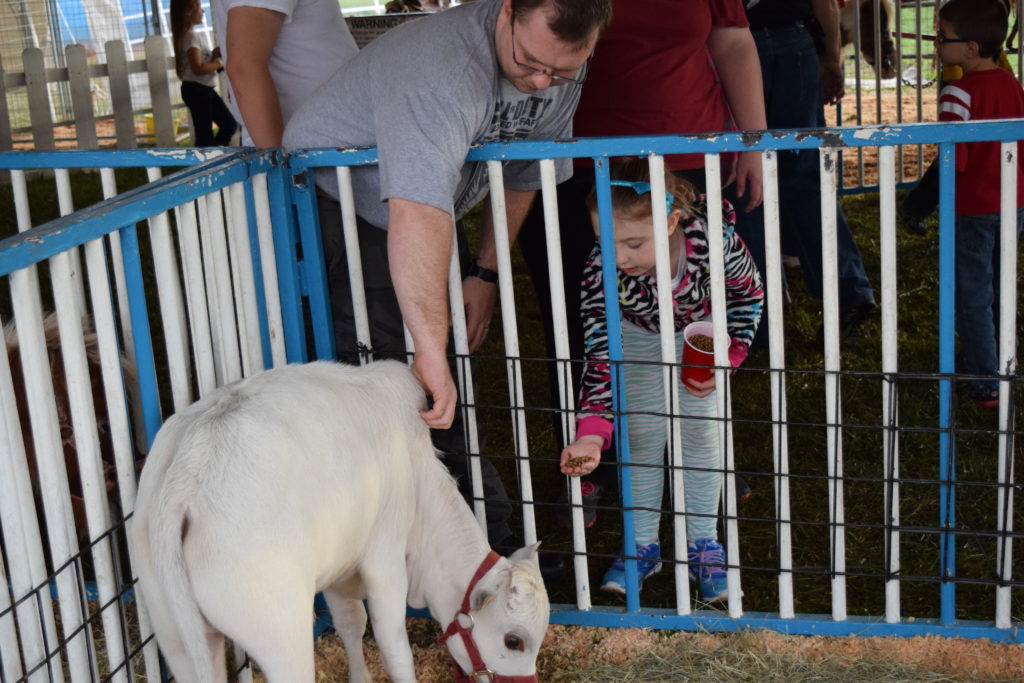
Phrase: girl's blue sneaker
[
  {"left": 600, "top": 541, "right": 662, "bottom": 595},
  {"left": 688, "top": 538, "right": 728, "bottom": 603}
]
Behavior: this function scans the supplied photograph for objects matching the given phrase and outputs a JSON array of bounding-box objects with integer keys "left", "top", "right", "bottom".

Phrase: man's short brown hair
[{"left": 511, "top": 0, "right": 612, "bottom": 48}]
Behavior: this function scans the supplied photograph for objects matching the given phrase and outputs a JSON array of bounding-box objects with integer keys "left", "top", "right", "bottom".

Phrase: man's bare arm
[
  {"left": 463, "top": 188, "right": 537, "bottom": 352},
  {"left": 708, "top": 26, "right": 768, "bottom": 211},
  {"left": 225, "top": 7, "right": 286, "bottom": 147},
  {"left": 812, "top": 0, "right": 846, "bottom": 105},
  {"left": 388, "top": 198, "right": 457, "bottom": 428}
]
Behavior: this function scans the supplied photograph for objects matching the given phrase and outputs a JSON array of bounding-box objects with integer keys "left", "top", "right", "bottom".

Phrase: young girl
[
  {"left": 170, "top": 0, "right": 237, "bottom": 147},
  {"left": 560, "top": 158, "right": 763, "bottom": 602}
]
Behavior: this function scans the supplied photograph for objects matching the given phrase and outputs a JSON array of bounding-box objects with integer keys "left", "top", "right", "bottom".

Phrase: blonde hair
[{"left": 585, "top": 157, "right": 694, "bottom": 220}]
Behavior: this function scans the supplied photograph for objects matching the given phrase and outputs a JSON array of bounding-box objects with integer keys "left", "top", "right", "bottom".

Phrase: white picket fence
[{"left": 0, "top": 37, "right": 184, "bottom": 152}]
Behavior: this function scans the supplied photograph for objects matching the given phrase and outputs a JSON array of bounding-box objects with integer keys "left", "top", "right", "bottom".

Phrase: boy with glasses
[{"left": 932, "top": 0, "right": 1024, "bottom": 409}]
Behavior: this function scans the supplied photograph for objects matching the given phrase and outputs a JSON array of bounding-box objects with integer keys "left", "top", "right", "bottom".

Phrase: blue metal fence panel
[{"left": 2, "top": 120, "right": 1022, "bottom": 673}]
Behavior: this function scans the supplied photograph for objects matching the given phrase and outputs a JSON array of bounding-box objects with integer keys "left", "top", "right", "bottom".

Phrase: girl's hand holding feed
[
  {"left": 684, "top": 374, "right": 716, "bottom": 398},
  {"left": 560, "top": 435, "right": 603, "bottom": 476}
]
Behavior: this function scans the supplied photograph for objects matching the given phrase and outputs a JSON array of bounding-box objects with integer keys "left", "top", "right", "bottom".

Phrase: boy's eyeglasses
[
  {"left": 509, "top": 21, "right": 590, "bottom": 85},
  {"left": 609, "top": 180, "right": 675, "bottom": 216},
  {"left": 935, "top": 32, "right": 971, "bottom": 45}
]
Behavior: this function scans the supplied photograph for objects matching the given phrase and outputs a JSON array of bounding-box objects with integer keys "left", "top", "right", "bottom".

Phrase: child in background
[
  {"left": 902, "top": 0, "right": 1017, "bottom": 235},
  {"left": 170, "top": 0, "right": 237, "bottom": 147},
  {"left": 932, "top": 0, "right": 1024, "bottom": 408},
  {"left": 559, "top": 158, "right": 763, "bottom": 602}
]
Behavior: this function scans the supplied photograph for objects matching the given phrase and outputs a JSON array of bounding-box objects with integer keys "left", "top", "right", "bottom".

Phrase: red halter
[{"left": 438, "top": 551, "right": 539, "bottom": 683}]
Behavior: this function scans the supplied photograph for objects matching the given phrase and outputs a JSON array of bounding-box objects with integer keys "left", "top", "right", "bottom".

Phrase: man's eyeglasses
[
  {"left": 608, "top": 180, "right": 675, "bottom": 216},
  {"left": 935, "top": 32, "right": 971, "bottom": 45},
  {"left": 509, "top": 21, "right": 590, "bottom": 86}
]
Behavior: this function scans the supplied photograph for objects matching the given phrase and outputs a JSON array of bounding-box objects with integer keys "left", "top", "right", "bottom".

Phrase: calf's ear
[{"left": 508, "top": 542, "right": 541, "bottom": 566}]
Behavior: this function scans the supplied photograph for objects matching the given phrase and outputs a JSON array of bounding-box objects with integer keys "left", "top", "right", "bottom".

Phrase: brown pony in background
[
  {"left": 5, "top": 313, "right": 145, "bottom": 556},
  {"left": 840, "top": 0, "right": 898, "bottom": 80}
]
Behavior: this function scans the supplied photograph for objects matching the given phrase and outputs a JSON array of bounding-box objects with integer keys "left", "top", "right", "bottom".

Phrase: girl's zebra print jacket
[{"left": 576, "top": 197, "right": 764, "bottom": 447}]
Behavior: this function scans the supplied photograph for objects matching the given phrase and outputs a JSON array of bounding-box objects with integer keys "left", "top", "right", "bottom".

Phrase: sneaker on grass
[
  {"left": 688, "top": 538, "right": 728, "bottom": 603},
  {"left": 600, "top": 540, "right": 662, "bottom": 595}
]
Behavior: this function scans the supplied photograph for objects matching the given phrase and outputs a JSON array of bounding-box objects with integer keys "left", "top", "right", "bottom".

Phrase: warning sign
[{"left": 345, "top": 14, "right": 428, "bottom": 48}]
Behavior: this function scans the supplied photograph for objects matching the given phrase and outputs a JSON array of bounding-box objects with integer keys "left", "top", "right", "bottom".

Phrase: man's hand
[
  {"left": 820, "top": 57, "right": 845, "bottom": 105},
  {"left": 469, "top": 188, "right": 535, "bottom": 351},
  {"left": 463, "top": 275, "right": 498, "bottom": 353},
  {"left": 728, "top": 150, "right": 764, "bottom": 212},
  {"left": 811, "top": 0, "right": 845, "bottom": 106},
  {"left": 388, "top": 198, "right": 456, "bottom": 429},
  {"left": 560, "top": 436, "right": 603, "bottom": 476},
  {"left": 413, "top": 350, "right": 457, "bottom": 429}
]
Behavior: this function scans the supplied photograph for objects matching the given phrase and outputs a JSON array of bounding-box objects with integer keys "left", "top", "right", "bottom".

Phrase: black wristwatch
[{"left": 468, "top": 260, "right": 499, "bottom": 284}]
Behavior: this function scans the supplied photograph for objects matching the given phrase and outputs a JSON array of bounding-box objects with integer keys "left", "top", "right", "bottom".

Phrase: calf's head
[{"left": 441, "top": 546, "right": 549, "bottom": 682}]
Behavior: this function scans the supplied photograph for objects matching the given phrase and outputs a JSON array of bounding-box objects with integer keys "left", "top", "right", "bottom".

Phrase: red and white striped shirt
[{"left": 938, "top": 68, "right": 1024, "bottom": 215}]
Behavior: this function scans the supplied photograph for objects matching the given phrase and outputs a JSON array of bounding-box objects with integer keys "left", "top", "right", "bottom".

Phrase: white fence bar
[
  {"left": 208, "top": 189, "right": 244, "bottom": 385},
  {"left": 487, "top": 160, "right": 538, "bottom": 545},
  {"left": 446, "top": 211, "right": 486, "bottom": 530},
  {"left": 337, "top": 166, "right": 374, "bottom": 364},
  {"left": 0, "top": 314, "right": 51, "bottom": 683},
  {"left": 49, "top": 268, "right": 125, "bottom": 682},
  {"left": 145, "top": 166, "right": 193, "bottom": 411},
  {"left": 178, "top": 199, "right": 219, "bottom": 397},
  {"left": 878, "top": 145, "right": 901, "bottom": 624},
  {"left": 195, "top": 192, "right": 227, "bottom": 386},
  {"left": 251, "top": 172, "right": 288, "bottom": 368},
  {"left": 539, "top": 158, "right": 592, "bottom": 609},
  {"left": 227, "top": 182, "right": 263, "bottom": 377},
  {"left": 994, "top": 141, "right": 1018, "bottom": 630},
  {"left": 6, "top": 170, "right": 65, "bottom": 681},
  {"left": 761, "top": 150, "right": 795, "bottom": 620},
  {"left": 646, "top": 155, "right": 693, "bottom": 613},
  {"left": 9, "top": 297, "right": 96, "bottom": 682},
  {"left": 703, "top": 153, "right": 743, "bottom": 618},
  {"left": 53, "top": 169, "right": 88, "bottom": 317},
  {"left": 819, "top": 147, "right": 848, "bottom": 622}
]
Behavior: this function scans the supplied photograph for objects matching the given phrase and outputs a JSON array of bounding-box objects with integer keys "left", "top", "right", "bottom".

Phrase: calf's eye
[{"left": 504, "top": 634, "right": 524, "bottom": 652}]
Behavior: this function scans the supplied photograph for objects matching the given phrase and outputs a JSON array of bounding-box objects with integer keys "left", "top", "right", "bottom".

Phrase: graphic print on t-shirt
[{"left": 454, "top": 91, "right": 556, "bottom": 218}]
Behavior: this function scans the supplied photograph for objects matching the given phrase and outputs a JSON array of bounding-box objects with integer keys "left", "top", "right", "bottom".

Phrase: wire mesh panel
[
  {"left": 289, "top": 118, "right": 1022, "bottom": 644},
  {"left": 1, "top": 119, "right": 1022, "bottom": 681},
  {"left": 0, "top": 148, "right": 291, "bottom": 681}
]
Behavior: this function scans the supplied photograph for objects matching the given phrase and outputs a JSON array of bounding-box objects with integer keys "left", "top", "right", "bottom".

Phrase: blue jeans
[
  {"left": 739, "top": 26, "right": 875, "bottom": 344},
  {"left": 955, "top": 209, "right": 1024, "bottom": 386}
]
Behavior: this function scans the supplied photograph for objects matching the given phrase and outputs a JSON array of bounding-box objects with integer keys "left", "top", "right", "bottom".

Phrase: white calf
[{"left": 132, "top": 360, "right": 549, "bottom": 682}]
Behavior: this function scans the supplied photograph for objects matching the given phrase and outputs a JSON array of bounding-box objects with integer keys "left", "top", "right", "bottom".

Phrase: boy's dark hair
[
  {"left": 939, "top": 0, "right": 1009, "bottom": 59},
  {"left": 584, "top": 157, "right": 694, "bottom": 220},
  {"left": 511, "top": 0, "right": 613, "bottom": 48}
]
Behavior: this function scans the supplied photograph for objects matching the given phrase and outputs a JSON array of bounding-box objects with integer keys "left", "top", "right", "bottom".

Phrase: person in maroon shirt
[{"left": 517, "top": 0, "right": 766, "bottom": 528}]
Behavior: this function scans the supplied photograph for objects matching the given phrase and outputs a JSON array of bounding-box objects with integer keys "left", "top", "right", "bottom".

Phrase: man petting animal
[{"left": 284, "top": 0, "right": 612, "bottom": 582}]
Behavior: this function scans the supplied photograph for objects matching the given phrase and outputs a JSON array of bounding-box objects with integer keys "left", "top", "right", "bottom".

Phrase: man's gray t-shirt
[{"left": 282, "top": 0, "right": 578, "bottom": 229}]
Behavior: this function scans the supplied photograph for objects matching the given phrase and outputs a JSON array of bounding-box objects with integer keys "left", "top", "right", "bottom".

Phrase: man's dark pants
[{"left": 742, "top": 24, "right": 876, "bottom": 348}]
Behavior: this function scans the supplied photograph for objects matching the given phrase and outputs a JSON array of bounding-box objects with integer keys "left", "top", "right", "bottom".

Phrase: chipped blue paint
[{"left": 0, "top": 147, "right": 242, "bottom": 169}]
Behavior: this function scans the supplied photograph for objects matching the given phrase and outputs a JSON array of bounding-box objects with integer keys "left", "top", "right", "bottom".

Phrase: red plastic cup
[{"left": 681, "top": 321, "right": 715, "bottom": 386}]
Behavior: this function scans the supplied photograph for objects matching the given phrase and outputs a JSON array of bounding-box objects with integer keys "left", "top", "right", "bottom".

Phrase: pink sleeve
[
  {"left": 729, "top": 338, "right": 749, "bottom": 369},
  {"left": 576, "top": 416, "right": 614, "bottom": 451}
]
